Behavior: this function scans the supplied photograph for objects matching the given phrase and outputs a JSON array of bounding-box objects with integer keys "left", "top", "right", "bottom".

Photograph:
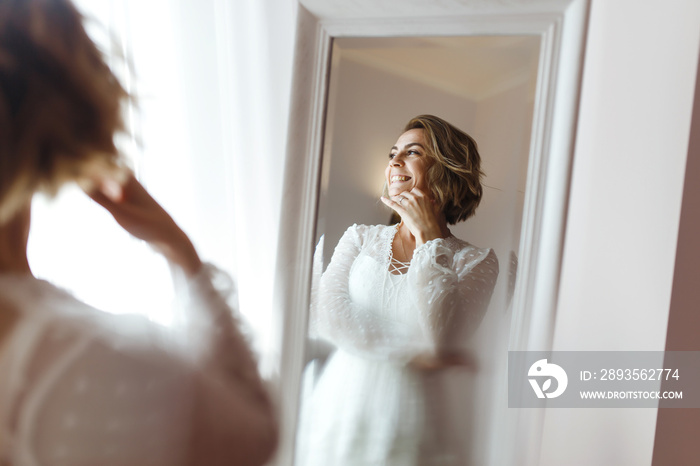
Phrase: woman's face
[{"left": 385, "top": 128, "right": 433, "bottom": 198}]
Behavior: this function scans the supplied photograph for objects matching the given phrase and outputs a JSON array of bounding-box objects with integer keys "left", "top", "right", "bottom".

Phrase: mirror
[
  {"left": 274, "top": 2, "right": 588, "bottom": 465},
  {"left": 294, "top": 35, "right": 539, "bottom": 465}
]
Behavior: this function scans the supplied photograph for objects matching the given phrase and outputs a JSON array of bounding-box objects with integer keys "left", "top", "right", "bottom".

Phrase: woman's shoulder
[
  {"left": 0, "top": 275, "right": 176, "bottom": 361},
  {"left": 342, "top": 223, "right": 394, "bottom": 242},
  {"left": 0, "top": 289, "right": 194, "bottom": 466},
  {"left": 344, "top": 223, "right": 391, "bottom": 234},
  {"left": 443, "top": 236, "right": 498, "bottom": 268},
  {"left": 0, "top": 278, "right": 191, "bottom": 415},
  {"left": 0, "top": 274, "right": 90, "bottom": 323},
  {"left": 445, "top": 235, "right": 489, "bottom": 253}
]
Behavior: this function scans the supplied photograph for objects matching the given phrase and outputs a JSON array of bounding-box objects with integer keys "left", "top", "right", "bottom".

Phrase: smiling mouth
[{"left": 390, "top": 175, "right": 411, "bottom": 183}]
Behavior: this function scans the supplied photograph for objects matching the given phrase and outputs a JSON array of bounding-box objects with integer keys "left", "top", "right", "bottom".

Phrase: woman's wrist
[
  {"left": 415, "top": 225, "right": 449, "bottom": 246},
  {"left": 154, "top": 234, "right": 203, "bottom": 277},
  {"left": 409, "top": 214, "right": 449, "bottom": 246}
]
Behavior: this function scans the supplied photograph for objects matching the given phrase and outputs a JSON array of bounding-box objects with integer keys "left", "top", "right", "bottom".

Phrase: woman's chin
[{"left": 388, "top": 187, "right": 408, "bottom": 197}]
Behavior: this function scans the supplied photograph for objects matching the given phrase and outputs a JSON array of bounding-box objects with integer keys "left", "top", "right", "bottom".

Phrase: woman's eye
[
  {"left": 408, "top": 150, "right": 419, "bottom": 155},
  {"left": 389, "top": 153, "right": 396, "bottom": 159}
]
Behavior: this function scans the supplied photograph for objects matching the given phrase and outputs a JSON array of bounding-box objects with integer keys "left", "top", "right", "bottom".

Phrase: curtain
[{"left": 28, "top": 0, "right": 297, "bottom": 373}]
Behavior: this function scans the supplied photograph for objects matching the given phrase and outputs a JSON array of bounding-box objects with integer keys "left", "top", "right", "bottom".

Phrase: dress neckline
[
  {"left": 386, "top": 223, "right": 406, "bottom": 276},
  {"left": 384, "top": 223, "right": 457, "bottom": 276}
]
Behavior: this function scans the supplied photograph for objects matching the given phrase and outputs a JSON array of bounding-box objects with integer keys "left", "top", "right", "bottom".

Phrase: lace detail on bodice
[
  {"left": 388, "top": 258, "right": 410, "bottom": 276},
  {"left": 386, "top": 223, "right": 410, "bottom": 276}
]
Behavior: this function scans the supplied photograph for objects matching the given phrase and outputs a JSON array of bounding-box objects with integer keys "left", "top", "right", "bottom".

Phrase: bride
[{"left": 298, "top": 115, "right": 499, "bottom": 465}]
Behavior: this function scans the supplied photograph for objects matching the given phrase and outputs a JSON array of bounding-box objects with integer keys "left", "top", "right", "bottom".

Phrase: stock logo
[{"left": 528, "top": 359, "right": 568, "bottom": 399}]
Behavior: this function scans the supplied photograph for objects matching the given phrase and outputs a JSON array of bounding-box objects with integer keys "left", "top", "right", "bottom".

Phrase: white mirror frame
[{"left": 273, "top": 1, "right": 589, "bottom": 464}]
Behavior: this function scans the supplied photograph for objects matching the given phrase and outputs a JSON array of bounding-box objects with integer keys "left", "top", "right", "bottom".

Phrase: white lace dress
[
  {"left": 0, "top": 265, "right": 276, "bottom": 466},
  {"left": 297, "top": 224, "right": 499, "bottom": 466}
]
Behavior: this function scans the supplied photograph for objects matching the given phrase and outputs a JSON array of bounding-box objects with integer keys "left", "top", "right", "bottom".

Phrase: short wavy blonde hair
[
  {"left": 0, "top": 0, "right": 128, "bottom": 223},
  {"left": 402, "top": 115, "right": 483, "bottom": 224}
]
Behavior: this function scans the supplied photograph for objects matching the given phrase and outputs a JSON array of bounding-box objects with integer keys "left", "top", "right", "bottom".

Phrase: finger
[
  {"left": 444, "top": 353, "right": 479, "bottom": 371},
  {"left": 391, "top": 193, "right": 416, "bottom": 206},
  {"left": 393, "top": 196, "right": 417, "bottom": 213},
  {"left": 410, "top": 187, "right": 431, "bottom": 199},
  {"left": 88, "top": 192, "right": 140, "bottom": 224},
  {"left": 402, "top": 191, "right": 432, "bottom": 208},
  {"left": 87, "top": 185, "right": 121, "bottom": 211},
  {"left": 410, "top": 188, "right": 437, "bottom": 206},
  {"left": 103, "top": 179, "right": 124, "bottom": 201},
  {"left": 381, "top": 196, "right": 404, "bottom": 213},
  {"left": 395, "top": 193, "right": 430, "bottom": 216},
  {"left": 394, "top": 196, "right": 413, "bottom": 208},
  {"left": 86, "top": 181, "right": 143, "bottom": 221},
  {"left": 407, "top": 187, "right": 423, "bottom": 196},
  {"left": 95, "top": 175, "right": 160, "bottom": 213},
  {"left": 83, "top": 170, "right": 128, "bottom": 199},
  {"left": 383, "top": 197, "right": 412, "bottom": 219},
  {"left": 412, "top": 187, "right": 440, "bottom": 204}
]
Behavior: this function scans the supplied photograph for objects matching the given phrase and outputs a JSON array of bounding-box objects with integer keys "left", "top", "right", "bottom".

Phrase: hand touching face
[
  {"left": 86, "top": 174, "right": 202, "bottom": 276},
  {"left": 385, "top": 128, "right": 432, "bottom": 197},
  {"left": 382, "top": 129, "right": 448, "bottom": 245}
]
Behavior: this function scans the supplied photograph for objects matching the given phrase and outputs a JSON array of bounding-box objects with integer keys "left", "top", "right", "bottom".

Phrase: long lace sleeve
[
  {"left": 171, "top": 263, "right": 277, "bottom": 465},
  {"left": 311, "top": 225, "right": 429, "bottom": 362},
  {"left": 408, "top": 239, "right": 499, "bottom": 356},
  {"left": 173, "top": 264, "right": 261, "bottom": 384}
]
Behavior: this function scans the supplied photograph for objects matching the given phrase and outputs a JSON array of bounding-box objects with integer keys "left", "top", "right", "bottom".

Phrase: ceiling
[{"left": 336, "top": 35, "right": 541, "bottom": 101}]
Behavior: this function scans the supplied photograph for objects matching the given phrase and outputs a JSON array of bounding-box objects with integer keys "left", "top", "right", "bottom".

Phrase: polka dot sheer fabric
[{"left": 0, "top": 265, "right": 276, "bottom": 466}]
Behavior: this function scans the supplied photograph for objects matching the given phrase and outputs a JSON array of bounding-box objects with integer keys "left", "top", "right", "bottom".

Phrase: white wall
[
  {"left": 540, "top": 1, "right": 700, "bottom": 465},
  {"left": 454, "top": 80, "right": 534, "bottom": 257}
]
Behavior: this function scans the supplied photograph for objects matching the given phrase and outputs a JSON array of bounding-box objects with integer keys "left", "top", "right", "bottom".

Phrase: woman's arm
[
  {"left": 311, "top": 225, "right": 429, "bottom": 362},
  {"left": 86, "top": 173, "right": 202, "bottom": 276},
  {"left": 175, "top": 264, "right": 277, "bottom": 466},
  {"left": 407, "top": 240, "right": 499, "bottom": 359},
  {"left": 84, "top": 173, "right": 277, "bottom": 463},
  {"left": 380, "top": 187, "right": 499, "bottom": 368}
]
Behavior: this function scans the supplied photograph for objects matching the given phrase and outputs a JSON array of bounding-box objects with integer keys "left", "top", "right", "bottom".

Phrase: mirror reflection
[{"left": 296, "top": 35, "right": 540, "bottom": 465}]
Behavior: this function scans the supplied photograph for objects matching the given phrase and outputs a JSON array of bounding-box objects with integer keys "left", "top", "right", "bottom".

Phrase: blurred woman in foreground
[{"left": 0, "top": 0, "right": 276, "bottom": 464}]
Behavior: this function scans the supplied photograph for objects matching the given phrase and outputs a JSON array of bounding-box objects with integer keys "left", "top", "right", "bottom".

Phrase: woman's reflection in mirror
[{"left": 297, "top": 115, "right": 499, "bottom": 465}]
